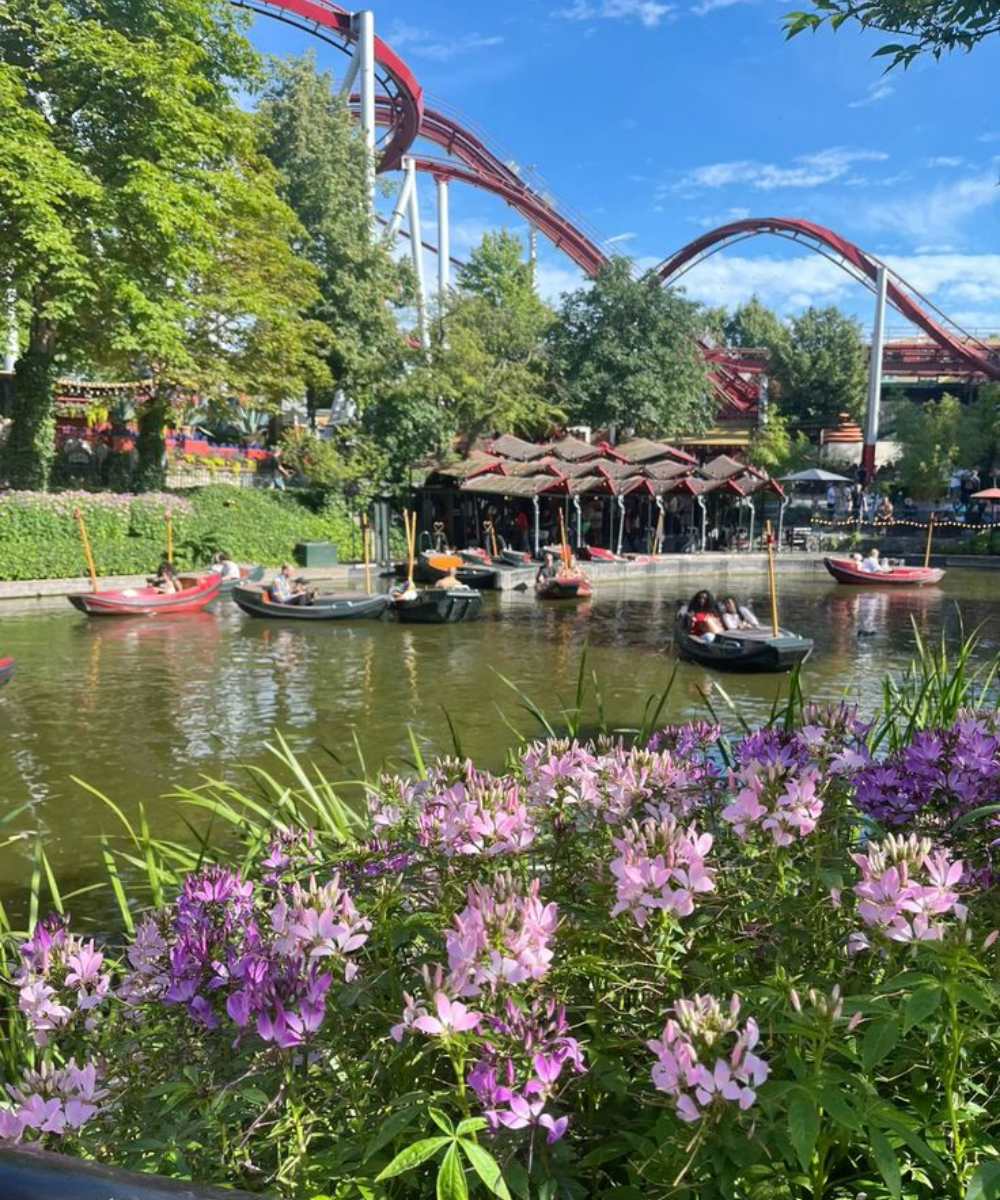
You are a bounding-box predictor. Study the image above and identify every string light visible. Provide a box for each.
[806,518,996,531]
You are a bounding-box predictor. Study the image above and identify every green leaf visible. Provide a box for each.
[869,1127,902,1199]
[903,986,943,1032]
[966,1161,1000,1200]
[375,1136,450,1181]
[460,1139,513,1200]
[363,1104,422,1161]
[456,1117,488,1137]
[817,1085,862,1131]
[437,1144,469,1200]
[862,1017,900,1070]
[429,1108,455,1136]
[788,1090,819,1172]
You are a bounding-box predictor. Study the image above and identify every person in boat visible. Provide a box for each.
[860,547,891,574]
[152,561,181,594]
[210,551,241,581]
[720,595,760,631]
[536,552,558,587]
[557,552,584,580]
[684,590,724,639]
[270,563,315,606]
[435,566,461,590]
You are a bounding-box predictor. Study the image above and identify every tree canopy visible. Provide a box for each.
[724,297,789,355]
[547,258,711,437]
[785,0,1000,68]
[769,306,868,429]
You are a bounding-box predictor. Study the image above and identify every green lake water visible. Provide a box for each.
[1,570,998,905]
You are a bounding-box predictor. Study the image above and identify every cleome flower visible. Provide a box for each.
[722,758,823,848]
[609,815,714,929]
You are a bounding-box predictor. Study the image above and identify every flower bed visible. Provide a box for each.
[1,708,999,1199]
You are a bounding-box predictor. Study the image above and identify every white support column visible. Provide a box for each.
[3,289,16,375]
[338,47,361,98]
[386,163,414,242]
[572,496,583,548]
[528,224,538,290]
[863,264,888,480]
[406,161,429,350]
[354,10,376,212]
[615,494,626,556]
[436,176,450,305]
[696,495,708,552]
[533,496,541,557]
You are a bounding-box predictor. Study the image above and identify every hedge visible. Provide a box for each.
[0,487,361,581]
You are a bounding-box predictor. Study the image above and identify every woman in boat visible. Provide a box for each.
[684,590,724,638]
[861,547,891,574]
[720,595,760,631]
[153,561,181,594]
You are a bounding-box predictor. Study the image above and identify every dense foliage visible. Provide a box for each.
[3,677,1000,1199]
[0,486,356,579]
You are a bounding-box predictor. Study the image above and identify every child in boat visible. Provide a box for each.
[720,595,760,630]
[153,561,180,594]
[685,590,724,638]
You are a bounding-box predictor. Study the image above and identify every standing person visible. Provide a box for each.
[268,445,291,490]
[826,483,837,520]
[949,469,962,503]
[851,483,863,523]
[514,508,530,552]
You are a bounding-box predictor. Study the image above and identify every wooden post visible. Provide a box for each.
[557,508,570,567]
[73,508,100,593]
[765,519,779,637]
[923,512,935,569]
[404,509,416,582]
[362,513,372,595]
[650,506,664,555]
[165,510,173,564]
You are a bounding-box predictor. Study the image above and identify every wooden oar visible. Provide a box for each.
[557,508,570,568]
[403,508,417,582]
[650,506,664,555]
[484,520,499,559]
[362,512,372,595]
[764,519,779,637]
[923,512,935,569]
[165,510,173,564]
[73,508,100,593]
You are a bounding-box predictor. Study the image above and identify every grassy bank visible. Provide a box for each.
[0,487,359,580]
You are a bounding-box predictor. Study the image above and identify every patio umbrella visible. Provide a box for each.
[971,488,1000,500]
[779,468,852,483]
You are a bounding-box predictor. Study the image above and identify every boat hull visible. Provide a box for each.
[233,586,390,621]
[68,574,221,616]
[823,557,945,586]
[674,617,813,673]
[499,549,532,567]
[414,552,497,590]
[0,658,14,689]
[393,587,483,624]
[217,564,265,595]
[536,577,592,600]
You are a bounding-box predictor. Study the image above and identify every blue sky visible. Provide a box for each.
[248,1,1000,335]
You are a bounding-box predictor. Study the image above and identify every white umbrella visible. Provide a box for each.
[780,468,852,484]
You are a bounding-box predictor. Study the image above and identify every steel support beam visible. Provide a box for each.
[386,166,414,242]
[862,264,888,480]
[405,159,429,350]
[696,495,708,552]
[3,290,16,375]
[353,9,376,211]
[528,224,538,290]
[435,176,450,304]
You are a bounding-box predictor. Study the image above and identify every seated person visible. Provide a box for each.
[685,590,724,638]
[152,560,180,594]
[557,552,584,580]
[860,547,890,574]
[536,551,558,586]
[435,566,461,590]
[269,563,314,606]
[210,551,241,581]
[720,595,760,630]
[874,496,894,522]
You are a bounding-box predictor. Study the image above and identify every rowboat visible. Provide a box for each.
[392,586,483,624]
[413,551,497,590]
[536,576,593,600]
[232,585,390,621]
[499,549,533,567]
[68,573,221,616]
[0,658,14,689]
[823,557,945,586]
[673,614,813,673]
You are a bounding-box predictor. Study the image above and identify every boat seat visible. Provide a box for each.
[259,591,270,603]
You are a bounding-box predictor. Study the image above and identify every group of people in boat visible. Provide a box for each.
[151,551,240,594]
[852,548,894,575]
[681,590,761,641]
[535,551,587,588]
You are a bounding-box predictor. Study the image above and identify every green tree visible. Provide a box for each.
[724,297,788,354]
[957,382,1000,477]
[894,393,962,500]
[743,410,809,475]
[0,0,284,488]
[770,306,868,429]
[785,0,1000,68]
[547,257,711,436]
[421,230,558,452]
[258,54,413,416]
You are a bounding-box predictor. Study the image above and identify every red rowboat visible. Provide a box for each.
[0,658,14,688]
[536,576,593,600]
[68,573,222,616]
[823,557,945,587]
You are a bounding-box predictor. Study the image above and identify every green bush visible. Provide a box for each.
[0,487,362,580]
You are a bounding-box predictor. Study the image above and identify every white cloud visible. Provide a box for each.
[862,175,999,243]
[691,207,751,227]
[607,231,638,244]
[691,0,757,15]
[848,82,894,109]
[554,0,675,27]
[675,147,888,192]
[384,21,504,61]
[924,156,965,168]
[535,261,586,304]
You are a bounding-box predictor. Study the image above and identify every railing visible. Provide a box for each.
[0,1146,264,1200]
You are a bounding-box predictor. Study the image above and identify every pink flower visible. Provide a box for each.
[412,992,482,1037]
[609,816,714,929]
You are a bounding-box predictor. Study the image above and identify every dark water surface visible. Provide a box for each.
[1,571,998,898]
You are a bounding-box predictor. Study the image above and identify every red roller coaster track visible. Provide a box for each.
[233,0,1000,389]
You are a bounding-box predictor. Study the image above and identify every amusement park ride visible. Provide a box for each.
[6,0,1000,473]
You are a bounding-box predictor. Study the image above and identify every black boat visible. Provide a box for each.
[673,614,813,673]
[392,586,483,624]
[232,585,391,621]
[0,658,14,689]
[413,551,497,590]
[217,564,264,595]
[499,548,533,568]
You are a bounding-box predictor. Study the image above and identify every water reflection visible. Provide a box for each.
[0,574,997,891]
